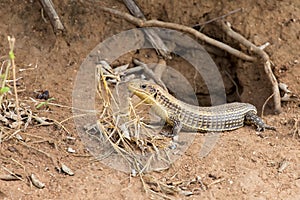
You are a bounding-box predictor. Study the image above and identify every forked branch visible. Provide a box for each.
[218,21,281,113]
[99,7,255,62]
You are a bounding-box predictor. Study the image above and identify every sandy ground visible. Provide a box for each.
[0,0,299,199]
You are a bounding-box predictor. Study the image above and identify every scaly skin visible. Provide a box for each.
[128,80,275,132]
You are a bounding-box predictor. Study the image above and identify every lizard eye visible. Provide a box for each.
[140,84,147,89]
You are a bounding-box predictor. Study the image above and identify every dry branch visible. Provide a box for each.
[122,0,171,59]
[193,8,243,27]
[39,0,64,33]
[218,21,281,113]
[133,59,167,90]
[100,7,256,62]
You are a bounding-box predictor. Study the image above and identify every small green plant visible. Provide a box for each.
[36,97,56,109]
[0,86,10,95]
[0,58,12,105]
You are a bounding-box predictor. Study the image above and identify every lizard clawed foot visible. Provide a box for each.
[245,111,276,132]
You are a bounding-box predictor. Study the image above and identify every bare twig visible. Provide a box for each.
[193,8,243,27]
[122,0,171,59]
[100,7,256,62]
[262,93,275,117]
[291,118,299,139]
[206,177,226,188]
[133,59,167,90]
[154,59,167,80]
[1,166,24,181]
[8,36,21,129]
[39,0,64,33]
[219,21,281,113]
[224,70,241,99]
[19,141,56,165]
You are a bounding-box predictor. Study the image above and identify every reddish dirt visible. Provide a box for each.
[0,0,299,199]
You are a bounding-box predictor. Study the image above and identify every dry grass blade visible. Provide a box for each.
[0,38,48,143]
[18,141,56,165]
[91,63,175,173]
[1,166,24,182]
[8,36,21,130]
[291,117,300,139]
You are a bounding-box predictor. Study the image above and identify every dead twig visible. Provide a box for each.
[224,70,241,99]
[39,0,64,33]
[219,21,281,113]
[154,59,167,80]
[133,59,167,90]
[1,166,24,182]
[19,141,56,165]
[8,36,21,129]
[99,7,256,62]
[206,177,226,188]
[193,8,243,27]
[122,0,171,59]
[291,118,300,139]
[262,93,275,117]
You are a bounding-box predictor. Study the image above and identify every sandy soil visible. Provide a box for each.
[0,0,299,199]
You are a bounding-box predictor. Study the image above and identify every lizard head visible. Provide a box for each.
[127,80,160,104]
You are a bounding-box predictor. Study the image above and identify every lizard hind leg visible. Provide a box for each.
[245,111,276,131]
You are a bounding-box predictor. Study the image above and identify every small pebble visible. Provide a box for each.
[61,164,74,176]
[67,147,76,153]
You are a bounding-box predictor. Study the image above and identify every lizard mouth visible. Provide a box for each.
[127,81,157,104]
